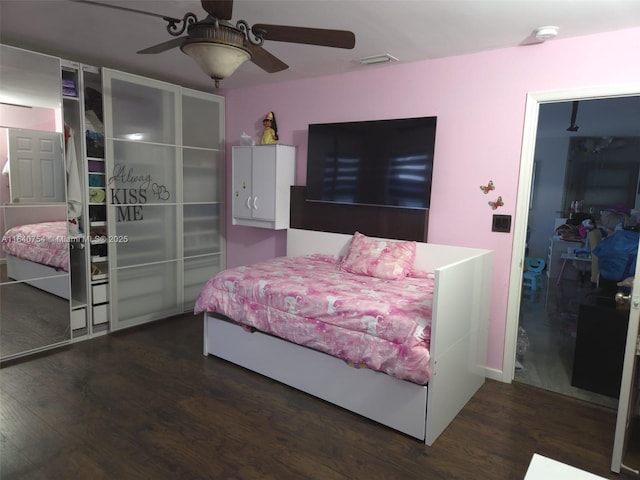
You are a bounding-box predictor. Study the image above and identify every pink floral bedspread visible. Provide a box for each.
[2,221,69,271]
[195,254,434,384]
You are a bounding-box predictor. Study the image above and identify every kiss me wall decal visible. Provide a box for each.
[108,164,171,222]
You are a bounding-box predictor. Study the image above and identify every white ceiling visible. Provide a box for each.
[1,0,639,93]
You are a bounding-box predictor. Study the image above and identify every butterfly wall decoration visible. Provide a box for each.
[489,196,504,210]
[480,180,495,194]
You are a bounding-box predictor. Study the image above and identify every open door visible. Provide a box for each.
[611,244,640,474]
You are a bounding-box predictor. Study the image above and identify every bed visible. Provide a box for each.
[197,228,493,445]
[2,220,70,299]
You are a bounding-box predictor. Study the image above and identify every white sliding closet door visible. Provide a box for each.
[102,70,225,330]
[181,89,225,310]
[103,71,181,330]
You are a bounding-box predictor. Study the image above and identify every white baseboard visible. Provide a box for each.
[485,367,507,383]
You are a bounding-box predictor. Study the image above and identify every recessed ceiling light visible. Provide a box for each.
[534,26,559,41]
[359,54,398,65]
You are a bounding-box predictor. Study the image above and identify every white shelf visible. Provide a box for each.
[71,299,87,309]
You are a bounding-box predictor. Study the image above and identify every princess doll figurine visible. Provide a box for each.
[260,111,279,144]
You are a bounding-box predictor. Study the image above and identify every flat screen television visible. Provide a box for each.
[305,116,437,210]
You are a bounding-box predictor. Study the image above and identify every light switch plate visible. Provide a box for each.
[492,214,512,233]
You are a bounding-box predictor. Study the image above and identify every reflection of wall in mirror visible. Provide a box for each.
[0,103,58,260]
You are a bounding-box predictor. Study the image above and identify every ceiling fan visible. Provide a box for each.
[74,0,356,88]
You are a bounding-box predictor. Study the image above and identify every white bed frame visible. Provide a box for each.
[6,254,70,299]
[203,228,493,445]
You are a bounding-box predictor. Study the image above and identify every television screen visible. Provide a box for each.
[305,116,437,209]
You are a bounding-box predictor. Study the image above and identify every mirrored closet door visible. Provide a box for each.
[0,45,71,361]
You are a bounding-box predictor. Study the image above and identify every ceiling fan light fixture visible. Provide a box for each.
[359,53,398,65]
[181,41,251,87]
[534,26,559,42]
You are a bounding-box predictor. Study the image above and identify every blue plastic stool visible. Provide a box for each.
[523,257,545,290]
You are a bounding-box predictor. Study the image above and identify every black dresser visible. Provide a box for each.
[571,295,630,398]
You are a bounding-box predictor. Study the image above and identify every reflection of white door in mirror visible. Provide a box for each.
[0,45,71,363]
[6,128,64,203]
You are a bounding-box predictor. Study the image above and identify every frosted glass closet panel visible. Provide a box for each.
[183,204,221,257]
[107,140,178,267]
[108,141,178,199]
[114,262,180,322]
[108,78,176,144]
[181,88,225,312]
[183,255,223,310]
[183,148,223,203]
[182,93,223,149]
[112,205,178,267]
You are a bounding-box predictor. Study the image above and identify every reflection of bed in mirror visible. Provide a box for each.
[2,221,70,299]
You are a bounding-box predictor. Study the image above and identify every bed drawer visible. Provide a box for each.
[92,304,109,325]
[92,283,109,304]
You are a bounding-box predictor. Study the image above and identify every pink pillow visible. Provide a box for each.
[341,232,416,280]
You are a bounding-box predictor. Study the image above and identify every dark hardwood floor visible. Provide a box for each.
[0,312,632,479]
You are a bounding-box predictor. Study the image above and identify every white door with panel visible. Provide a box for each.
[7,128,65,203]
[232,144,295,230]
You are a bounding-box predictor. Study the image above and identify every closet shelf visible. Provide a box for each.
[71,299,87,309]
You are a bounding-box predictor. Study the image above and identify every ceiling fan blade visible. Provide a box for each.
[201,0,233,20]
[245,44,289,73]
[137,37,186,54]
[251,24,355,49]
[71,0,182,22]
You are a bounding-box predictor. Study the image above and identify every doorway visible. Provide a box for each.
[503,85,640,407]
[514,97,640,408]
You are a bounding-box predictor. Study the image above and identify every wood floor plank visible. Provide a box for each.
[0,313,633,479]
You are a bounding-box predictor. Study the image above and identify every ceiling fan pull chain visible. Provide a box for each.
[166,12,199,37]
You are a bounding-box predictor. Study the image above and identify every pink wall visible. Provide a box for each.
[223,28,640,375]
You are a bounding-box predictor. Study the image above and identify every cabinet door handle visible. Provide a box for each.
[253,196,258,210]
[246,196,252,209]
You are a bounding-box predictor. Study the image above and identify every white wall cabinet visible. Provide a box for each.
[232,145,295,230]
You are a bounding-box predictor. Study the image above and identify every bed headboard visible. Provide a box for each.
[287,228,491,272]
[290,186,428,242]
